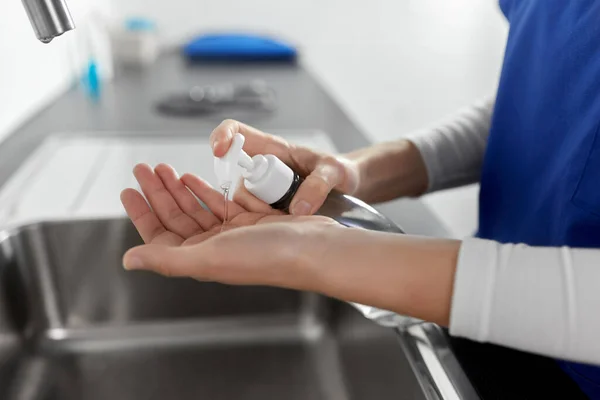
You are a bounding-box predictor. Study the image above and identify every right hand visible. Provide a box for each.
[210,119,360,216]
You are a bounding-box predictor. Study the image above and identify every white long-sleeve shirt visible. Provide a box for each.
[408,100,600,366]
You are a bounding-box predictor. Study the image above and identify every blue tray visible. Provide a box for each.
[183,33,297,62]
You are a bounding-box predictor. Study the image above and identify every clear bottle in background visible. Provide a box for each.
[65,8,115,101]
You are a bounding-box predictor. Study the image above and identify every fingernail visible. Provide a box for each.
[124,257,144,270]
[292,200,312,216]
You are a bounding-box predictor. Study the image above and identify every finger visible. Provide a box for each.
[233,183,281,214]
[210,119,290,159]
[286,144,323,177]
[289,159,346,216]
[154,164,220,231]
[133,164,203,239]
[287,146,361,195]
[123,244,206,278]
[120,189,184,245]
[180,173,245,220]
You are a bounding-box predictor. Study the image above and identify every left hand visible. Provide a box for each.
[120,163,338,288]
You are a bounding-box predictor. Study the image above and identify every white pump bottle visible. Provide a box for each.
[214,133,300,209]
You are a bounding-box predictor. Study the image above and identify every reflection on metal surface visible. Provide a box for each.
[318,193,431,331]
[320,192,479,400]
[0,218,424,399]
[398,323,480,400]
[318,192,405,234]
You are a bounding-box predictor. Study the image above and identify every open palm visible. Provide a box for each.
[120,163,337,284]
[121,163,308,247]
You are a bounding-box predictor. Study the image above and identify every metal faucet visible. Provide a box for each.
[21,0,75,43]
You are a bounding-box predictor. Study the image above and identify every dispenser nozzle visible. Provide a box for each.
[214,134,244,189]
[214,133,259,191]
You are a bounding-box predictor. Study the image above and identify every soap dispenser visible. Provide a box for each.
[214,133,404,234]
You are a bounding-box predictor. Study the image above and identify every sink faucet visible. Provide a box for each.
[21,0,75,43]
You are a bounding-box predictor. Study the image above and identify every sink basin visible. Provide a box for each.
[0,219,426,400]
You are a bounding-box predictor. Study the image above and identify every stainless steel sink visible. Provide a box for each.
[0,219,428,400]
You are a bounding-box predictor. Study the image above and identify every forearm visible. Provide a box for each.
[407,97,495,192]
[345,139,429,203]
[345,97,495,203]
[303,225,600,365]
[307,225,460,326]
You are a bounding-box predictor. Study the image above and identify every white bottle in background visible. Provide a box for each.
[111,18,159,68]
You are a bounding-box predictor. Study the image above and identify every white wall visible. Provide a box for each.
[0,0,113,144]
[111,0,508,237]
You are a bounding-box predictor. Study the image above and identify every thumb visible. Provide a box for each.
[289,159,347,216]
[123,244,204,278]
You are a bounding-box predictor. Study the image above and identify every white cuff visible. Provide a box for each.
[449,237,600,365]
[449,237,499,341]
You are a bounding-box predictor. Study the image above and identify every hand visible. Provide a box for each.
[210,119,360,216]
[120,163,458,326]
[120,163,337,287]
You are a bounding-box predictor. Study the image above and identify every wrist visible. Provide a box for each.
[279,217,344,292]
[347,139,429,202]
[301,225,381,299]
[303,227,461,326]
[399,139,429,196]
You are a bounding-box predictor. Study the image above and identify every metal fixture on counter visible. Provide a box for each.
[398,323,480,400]
[21,0,75,43]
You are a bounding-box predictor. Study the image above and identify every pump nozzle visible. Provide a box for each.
[214,133,244,190]
[214,133,258,198]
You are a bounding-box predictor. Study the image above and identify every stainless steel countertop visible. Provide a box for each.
[0,53,449,238]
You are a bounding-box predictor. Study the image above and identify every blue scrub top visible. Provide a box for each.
[480,1,600,397]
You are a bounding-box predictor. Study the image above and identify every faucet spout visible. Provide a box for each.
[22,0,75,43]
